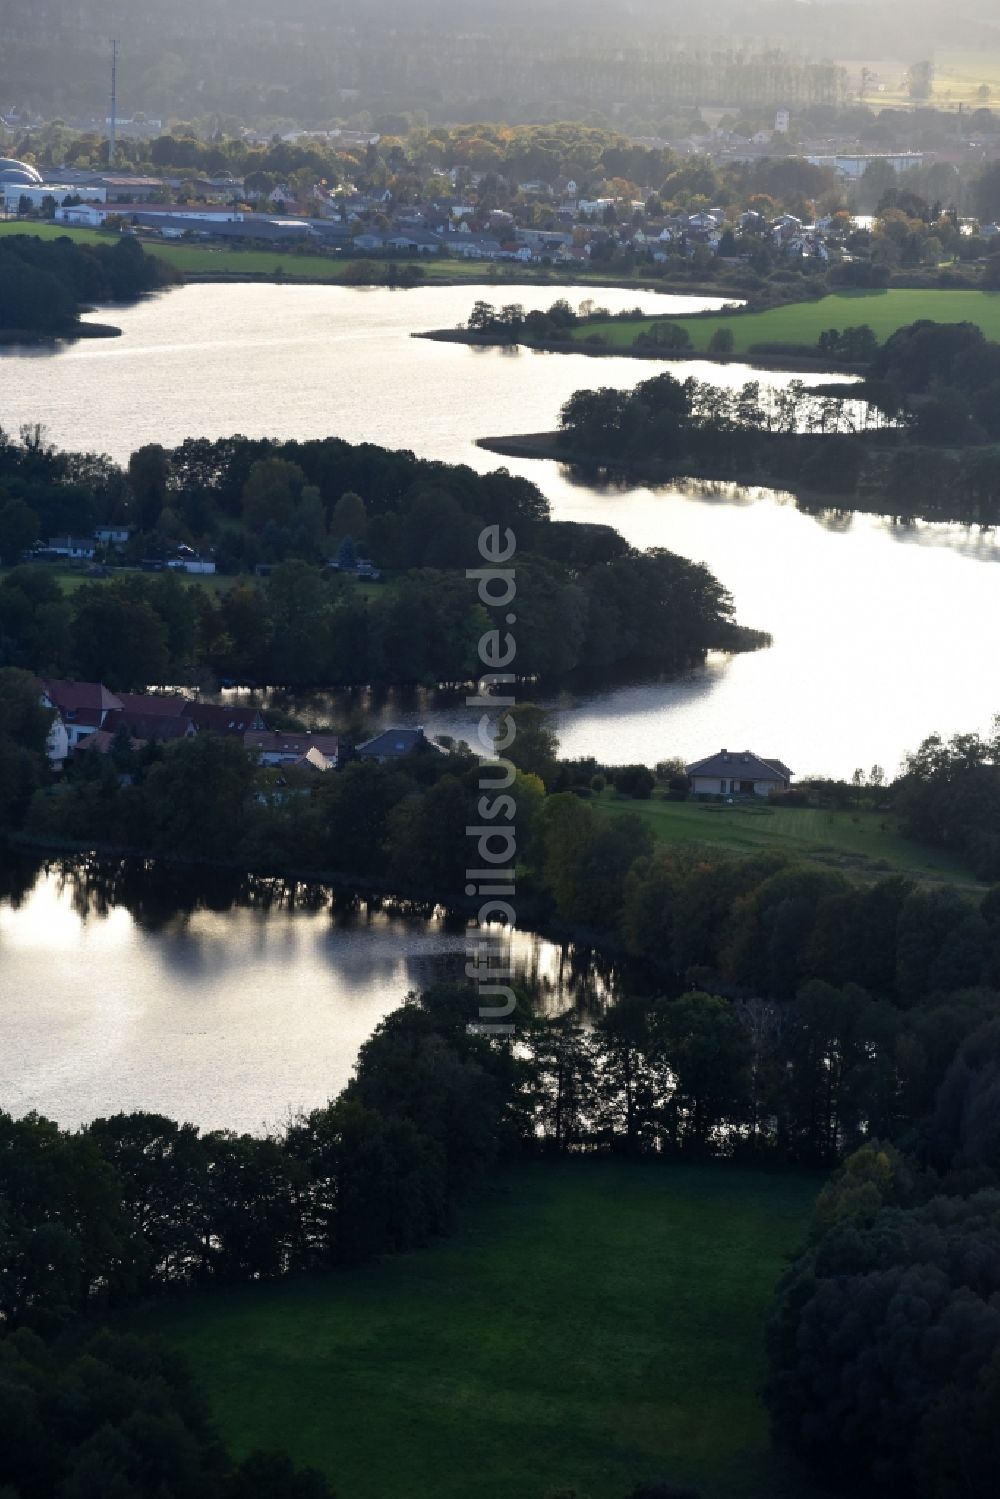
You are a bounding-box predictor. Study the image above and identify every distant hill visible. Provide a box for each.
[1,0,998,126]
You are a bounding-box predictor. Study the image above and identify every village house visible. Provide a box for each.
[44,537,96,559]
[38,678,122,750]
[355,727,443,764]
[184,702,266,735]
[244,730,339,770]
[35,681,269,759]
[686,749,793,798]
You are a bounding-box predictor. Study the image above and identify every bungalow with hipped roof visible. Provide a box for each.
[686,748,793,798]
[355,727,443,764]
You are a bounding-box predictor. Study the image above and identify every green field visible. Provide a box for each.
[847,51,1000,111]
[0,220,645,286]
[0,564,242,596]
[594,789,974,882]
[0,565,386,602]
[133,1160,821,1499]
[573,288,1000,355]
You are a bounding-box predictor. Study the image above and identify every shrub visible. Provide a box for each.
[707,327,734,358]
[590,774,606,792]
[634,321,693,352]
[768,787,809,807]
[612,764,656,799]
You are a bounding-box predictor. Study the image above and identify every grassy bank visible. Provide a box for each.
[571,288,1000,354]
[0,565,385,602]
[594,790,975,883]
[131,1159,820,1499]
[0,221,680,290]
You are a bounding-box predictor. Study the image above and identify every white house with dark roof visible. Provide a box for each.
[686,749,793,798]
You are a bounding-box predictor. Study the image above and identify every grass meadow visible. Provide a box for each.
[0,220,645,286]
[593,789,975,882]
[847,51,1000,110]
[572,288,1000,355]
[131,1160,821,1499]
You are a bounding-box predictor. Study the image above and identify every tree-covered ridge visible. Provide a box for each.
[0,234,176,335]
[0,429,759,687]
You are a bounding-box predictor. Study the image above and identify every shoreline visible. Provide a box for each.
[0,319,121,347]
[475,430,1000,526]
[168,266,745,297]
[5,834,640,966]
[418,324,858,372]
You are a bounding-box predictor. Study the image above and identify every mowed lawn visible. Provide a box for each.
[572,288,1000,354]
[0,564,242,597]
[0,565,386,602]
[593,790,975,882]
[132,1161,821,1499]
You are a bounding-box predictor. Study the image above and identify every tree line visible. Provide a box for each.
[766,1083,1000,1499]
[0,427,758,688]
[554,324,1000,521]
[0,234,176,336]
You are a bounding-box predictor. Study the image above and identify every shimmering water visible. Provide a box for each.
[2,280,995,777]
[0,862,606,1131]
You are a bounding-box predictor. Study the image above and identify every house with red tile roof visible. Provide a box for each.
[244,729,339,769]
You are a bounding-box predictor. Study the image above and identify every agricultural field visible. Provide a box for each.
[593,789,975,882]
[844,51,1000,110]
[572,288,1000,355]
[132,1160,822,1499]
[0,220,646,286]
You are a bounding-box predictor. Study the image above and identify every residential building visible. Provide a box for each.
[38,679,122,749]
[355,727,442,763]
[686,749,793,798]
[101,709,196,744]
[244,730,339,769]
[45,537,96,559]
[184,703,266,735]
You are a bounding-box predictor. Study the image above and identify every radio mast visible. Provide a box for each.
[109,39,119,168]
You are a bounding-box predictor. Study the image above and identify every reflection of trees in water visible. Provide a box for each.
[0,855,40,911]
[9,856,643,1013]
[49,856,249,932]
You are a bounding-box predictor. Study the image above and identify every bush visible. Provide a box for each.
[768,787,810,807]
[633,321,693,352]
[826,260,891,289]
[797,436,867,494]
[707,327,734,358]
[590,774,606,792]
[612,764,656,799]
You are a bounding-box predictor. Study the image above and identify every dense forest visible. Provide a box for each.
[767,1128,1000,1498]
[0,429,761,686]
[0,234,176,336]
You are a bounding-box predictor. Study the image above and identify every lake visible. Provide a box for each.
[2,280,998,776]
[0,860,609,1132]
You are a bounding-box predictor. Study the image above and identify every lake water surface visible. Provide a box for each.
[0,862,604,1132]
[3,280,997,776]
